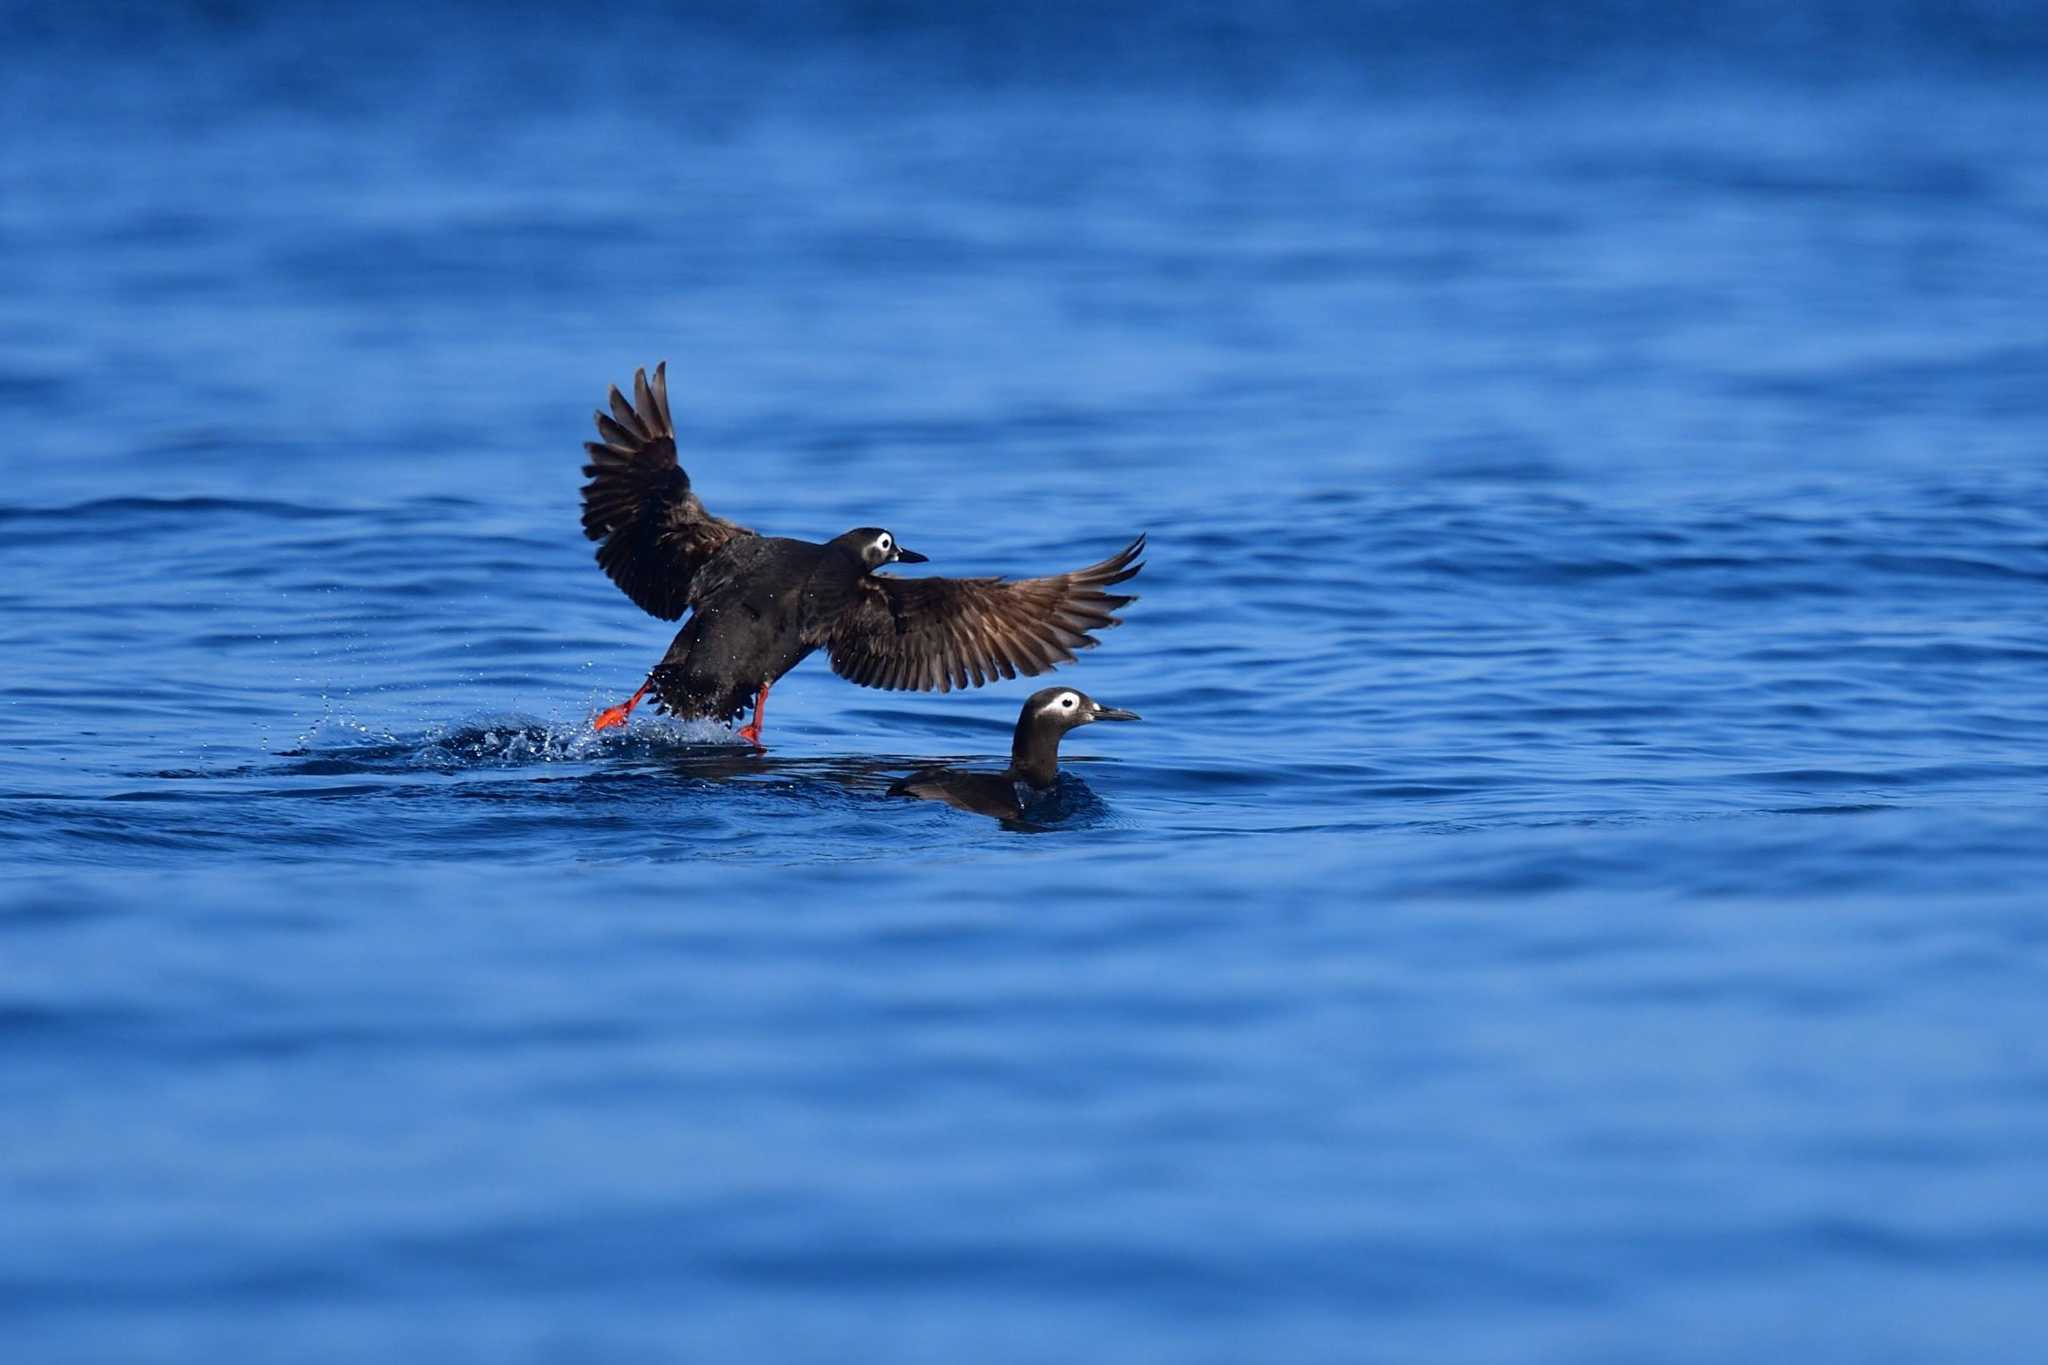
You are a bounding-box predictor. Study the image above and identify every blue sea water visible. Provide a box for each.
[4,3,2048,1360]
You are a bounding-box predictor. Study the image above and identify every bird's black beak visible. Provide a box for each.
[894,546,929,564]
[1090,704,1141,722]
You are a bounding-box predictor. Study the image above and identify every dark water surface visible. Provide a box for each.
[4,5,2048,1360]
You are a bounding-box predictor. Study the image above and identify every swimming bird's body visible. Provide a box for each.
[888,686,1140,820]
[581,364,1144,742]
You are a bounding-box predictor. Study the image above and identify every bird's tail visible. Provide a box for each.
[645,617,754,722]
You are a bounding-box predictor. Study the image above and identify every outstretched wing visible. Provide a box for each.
[579,361,753,621]
[820,535,1145,692]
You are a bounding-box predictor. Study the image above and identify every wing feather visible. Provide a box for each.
[578,361,754,621]
[820,536,1145,693]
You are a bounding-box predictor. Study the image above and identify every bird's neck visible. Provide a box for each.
[823,542,870,576]
[1008,713,1062,790]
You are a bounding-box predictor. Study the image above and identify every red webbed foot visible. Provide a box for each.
[735,683,771,747]
[592,679,652,733]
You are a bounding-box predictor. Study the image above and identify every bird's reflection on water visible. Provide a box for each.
[649,745,1106,832]
[272,724,1107,831]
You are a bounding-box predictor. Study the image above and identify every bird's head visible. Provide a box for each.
[840,527,928,571]
[1024,686,1141,733]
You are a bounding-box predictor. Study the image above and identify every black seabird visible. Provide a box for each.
[887,685,1140,819]
[582,363,1145,743]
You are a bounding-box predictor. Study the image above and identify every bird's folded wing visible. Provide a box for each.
[819,535,1144,692]
[579,361,754,621]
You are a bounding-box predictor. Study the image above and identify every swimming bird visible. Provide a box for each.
[581,363,1145,743]
[887,686,1140,819]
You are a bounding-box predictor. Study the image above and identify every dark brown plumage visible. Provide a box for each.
[887,686,1141,820]
[822,542,1147,694]
[579,363,751,621]
[580,362,1145,742]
